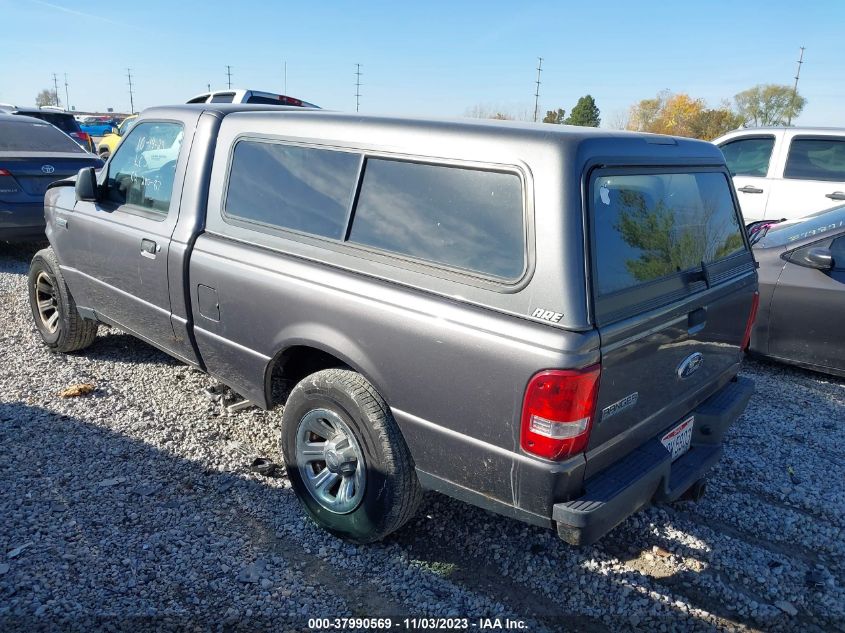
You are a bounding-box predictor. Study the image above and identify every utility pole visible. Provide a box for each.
[226,65,232,89]
[63,73,70,110]
[787,46,805,126]
[52,73,60,107]
[355,64,362,112]
[533,57,543,123]
[207,83,211,92]
[127,68,135,114]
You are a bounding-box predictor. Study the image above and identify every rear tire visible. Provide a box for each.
[28,247,98,353]
[280,368,422,543]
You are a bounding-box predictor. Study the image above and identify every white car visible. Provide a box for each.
[713,128,845,223]
[186,88,318,108]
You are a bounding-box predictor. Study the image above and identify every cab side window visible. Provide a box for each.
[718,137,775,177]
[784,138,845,182]
[106,121,184,215]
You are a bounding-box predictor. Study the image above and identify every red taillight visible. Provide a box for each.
[74,131,91,141]
[741,291,760,351]
[0,168,11,176]
[520,365,601,461]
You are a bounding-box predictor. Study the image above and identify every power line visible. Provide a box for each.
[127,68,135,114]
[355,64,362,113]
[533,57,543,123]
[226,65,232,89]
[63,73,70,111]
[787,46,805,126]
[52,73,60,107]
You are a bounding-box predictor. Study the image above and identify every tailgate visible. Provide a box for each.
[585,168,757,477]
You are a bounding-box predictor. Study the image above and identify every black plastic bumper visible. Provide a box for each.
[553,376,754,546]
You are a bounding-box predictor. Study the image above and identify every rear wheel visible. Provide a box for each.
[280,369,421,543]
[28,248,98,352]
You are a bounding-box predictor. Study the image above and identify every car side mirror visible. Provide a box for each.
[802,247,834,271]
[75,167,99,202]
[111,126,119,135]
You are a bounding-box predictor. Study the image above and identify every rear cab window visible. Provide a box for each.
[590,169,751,323]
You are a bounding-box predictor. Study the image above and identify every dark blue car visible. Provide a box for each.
[0,114,103,241]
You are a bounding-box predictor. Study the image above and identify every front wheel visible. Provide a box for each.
[280,368,422,543]
[28,248,98,353]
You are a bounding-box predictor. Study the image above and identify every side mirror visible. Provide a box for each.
[111,126,119,135]
[75,167,98,202]
[802,247,834,271]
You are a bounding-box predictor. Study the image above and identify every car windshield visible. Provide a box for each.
[119,118,136,135]
[0,119,85,152]
[757,205,845,248]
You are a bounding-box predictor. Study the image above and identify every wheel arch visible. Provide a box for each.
[262,335,388,410]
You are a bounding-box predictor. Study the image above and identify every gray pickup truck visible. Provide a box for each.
[29,104,757,545]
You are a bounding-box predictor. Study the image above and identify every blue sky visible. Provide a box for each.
[1,0,843,126]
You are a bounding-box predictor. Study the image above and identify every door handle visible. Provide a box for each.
[825,191,845,201]
[737,185,764,194]
[140,238,159,258]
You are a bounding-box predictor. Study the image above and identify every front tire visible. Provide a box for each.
[28,248,98,353]
[280,369,422,543]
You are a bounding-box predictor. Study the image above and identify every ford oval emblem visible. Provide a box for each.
[41,164,55,174]
[677,352,704,379]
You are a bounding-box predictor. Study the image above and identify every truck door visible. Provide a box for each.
[717,134,776,223]
[765,135,845,221]
[59,117,196,362]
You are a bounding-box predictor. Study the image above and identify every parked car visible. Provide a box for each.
[4,106,95,152]
[79,117,119,137]
[29,105,756,545]
[96,115,138,159]
[186,88,319,108]
[714,127,845,223]
[747,206,845,376]
[0,114,103,241]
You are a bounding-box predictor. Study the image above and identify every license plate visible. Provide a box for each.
[661,416,694,461]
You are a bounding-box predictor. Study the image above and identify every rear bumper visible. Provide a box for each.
[553,375,754,545]
[0,202,46,241]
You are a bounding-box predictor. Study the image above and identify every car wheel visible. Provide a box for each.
[280,368,422,543]
[28,247,98,353]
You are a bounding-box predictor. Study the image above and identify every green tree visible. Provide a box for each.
[688,107,745,140]
[734,84,806,127]
[35,88,58,107]
[543,108,565,124]
[565,95,601,127]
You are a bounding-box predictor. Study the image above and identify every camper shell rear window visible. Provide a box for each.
[589,168,752,324]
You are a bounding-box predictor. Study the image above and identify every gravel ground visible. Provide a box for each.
[1,242,843,632]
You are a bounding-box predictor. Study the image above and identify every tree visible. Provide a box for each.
[688,107,745,140]
[626,91,741,139]
[734,84,806,127]
[543,108,565,124]
[565,95,601,127]
[35,88,58,107]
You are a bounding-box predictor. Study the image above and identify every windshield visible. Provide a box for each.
[0,119,85,152]
[757,205,845,248]
[118,117,137,136]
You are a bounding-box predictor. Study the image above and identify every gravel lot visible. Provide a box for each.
[1,242,843,632]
